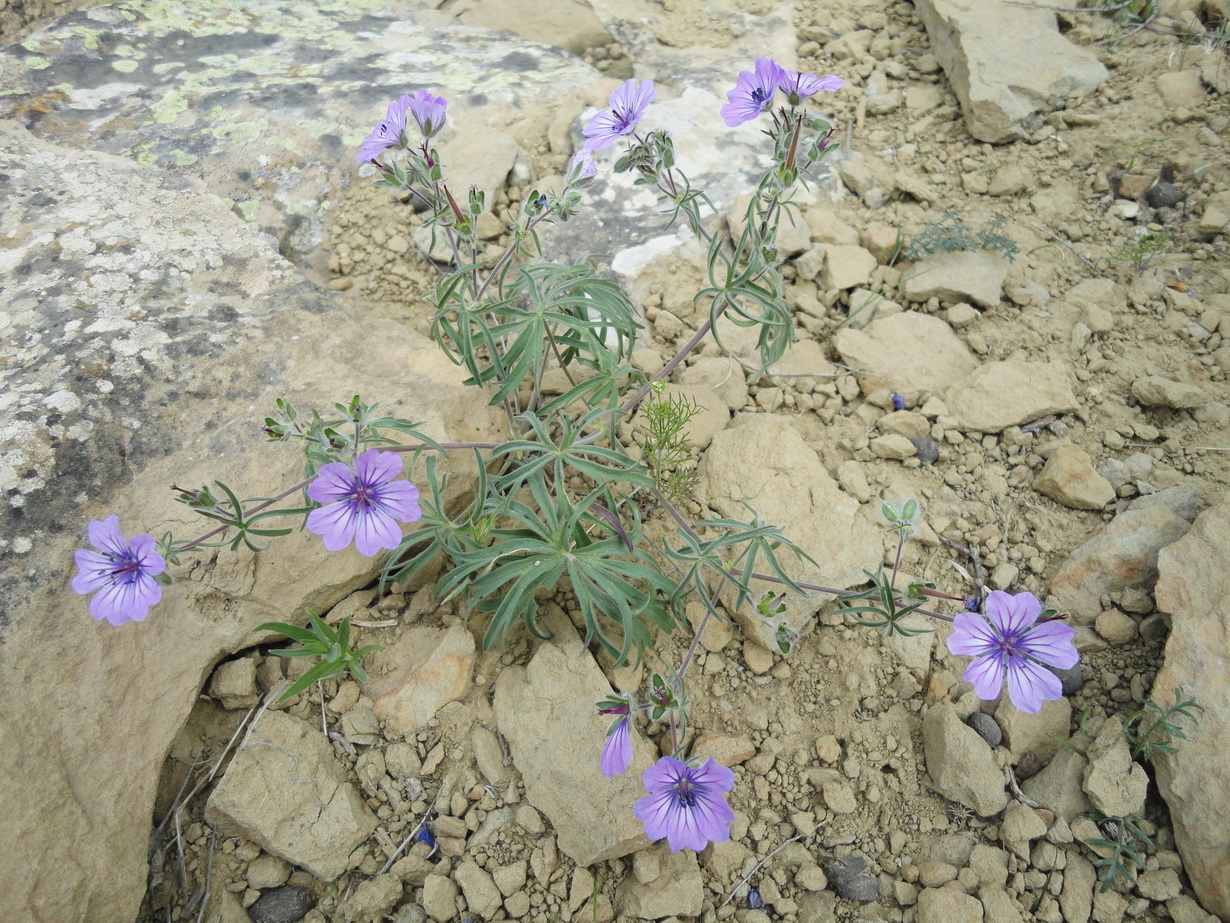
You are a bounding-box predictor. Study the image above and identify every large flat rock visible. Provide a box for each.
[1152,503,1230,920]
[0,0,599,265]
[0,120,502,922]
[915,0,1107,143]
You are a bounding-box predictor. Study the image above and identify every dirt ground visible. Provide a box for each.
[8,0,1228,920]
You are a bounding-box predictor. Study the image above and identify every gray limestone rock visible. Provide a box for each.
[1049,506,1193,623]
[834,311,980,397]
[1132,376,1209,410]
[206,712,378,880]
[1022,747,1092,823]
[0,108,499,923]
[0,1,600,266]
[915,0,1107,142]
[1034,445,1116,511]
[1082,717,1148,818]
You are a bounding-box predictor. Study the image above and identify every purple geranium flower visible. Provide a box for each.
[720,57,786,127]
[601,713,632,778]
[777,68,845,105]
[633,756,736,852]
[306,449,422,556]
[946,590,1079,714]
[72,514,166,626]
[356,93,413,163]
[582,78,655,151]
[406,88,447,139]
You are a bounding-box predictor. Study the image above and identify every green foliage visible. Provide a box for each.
[833,568,933,638]
[168,480,313,554]
[263,395,432,475]
[1107,230,1172,273]
[1081,813,1154,891]
[437,475,679,664]
[903,210,1018,263]
[1124,689,1204,762]
[255,611,381,702]
[637,383,704,500]
[663,511,811,625]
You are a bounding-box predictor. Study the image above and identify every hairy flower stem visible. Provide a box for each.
[176,441,497,552]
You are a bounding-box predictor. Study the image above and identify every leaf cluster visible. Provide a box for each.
[1081,813,1154,891]
[1124,689,1204,762]
[904,210,1018,263]
[638,385,704,500]
[255,611,380,702]
[833,568,934,638]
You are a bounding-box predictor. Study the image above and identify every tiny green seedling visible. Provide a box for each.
[255,610,380,701]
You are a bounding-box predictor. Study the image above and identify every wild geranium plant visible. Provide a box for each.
[72,57,1081,856]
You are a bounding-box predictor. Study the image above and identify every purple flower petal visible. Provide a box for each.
[1020,620,1079,670]
[354,447,403,487]
[73,515,167,625]
[87,514,128,558]
[633,757,735,852]
[779,69,845,101]
[307,501,359,552]
[582,79,655,151]
[308,461,359,503]
[986,589,1041,637]
[962,653,1006,702]
[601,716,632,778]
[306,450,422,556]
[720,58,785,127]
[356,93,413,163]
[406,88,447,138]
[1005,654,1063,713]
[946,612,999,657]
[352,504,404,557]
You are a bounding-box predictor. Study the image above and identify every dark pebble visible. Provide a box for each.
[910,436,940,464]
[1047,662,1085,697]
[967,711,1003,749]
[827,853,880,902]
[249,885,314,923]
[1016,750,1044,781]
[1144,182,1182,209]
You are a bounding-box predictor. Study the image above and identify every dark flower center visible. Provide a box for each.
[353,485,375,506]
[675,778,697,808]
[108,551,144,582]
[751,87,771,106]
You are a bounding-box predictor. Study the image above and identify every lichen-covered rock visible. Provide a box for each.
[0,0,600,265]
[0,121,501,922]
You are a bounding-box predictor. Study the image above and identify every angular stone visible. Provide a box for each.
[1034,445,1115,510]
[1152,503,1230,920]
[821,244,879,291]
[698,415,881,649]
[915,0,1107,142]
[1082,717,1148,818]
[947,361,1080,433]
[206,712,378,880]
[367,625,476,735]
[454,859,501,919]
[922,703,1007,816]
[615,845,703,919]
[1132,376,1209,410]
[1050,506,1193,622]
[902,250,1009,308]
[915,886,982,923]
[458,0,612,54]
[996,696,1070,764]
[1022,746,1091,823]
[493,613,652,865]
[834,312,979,396]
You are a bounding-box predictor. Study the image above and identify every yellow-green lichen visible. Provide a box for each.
[112,60,140,74]
[150,90,188,124]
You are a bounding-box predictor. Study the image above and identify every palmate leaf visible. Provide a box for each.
[440,479,680,664]
[493,409,655,493]
[664,511,811,622]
